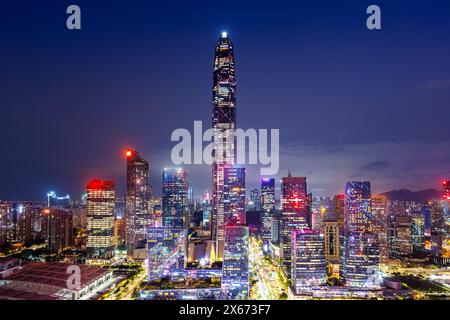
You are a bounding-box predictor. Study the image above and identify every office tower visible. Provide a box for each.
[280,174,309,277]
[86,180,115,261]
[411,209,425,249]
[323,216,340,264]
[42,208,73,253]
[333,194,345,229]
[223,166,246,225]
[291,229,327,295]
[271,212,281,244]
[249,188,260,211]
[371,195,389,263]
[162,168,189,229]
[341,182,380,288]
[344,182,372,233]
[125,148,152,259]
[312,197,332,230]
[429,199,449,266]
[221,225,249,300]
[261,178,275,243]
[392,216,413,256]
[443,180,450,200]
[211,32,237,261]
[340,232,380,288]
[387,200,406,252]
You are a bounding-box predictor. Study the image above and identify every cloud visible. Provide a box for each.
[360,161,390,171]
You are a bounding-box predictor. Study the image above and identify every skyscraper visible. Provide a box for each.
[333,194,345,229]
[344,182,372,233]
[222,225,249,299]
[211,32,236,261]
[291,229,327,295]
[43,208,73,253]
[371,195,389,263]
[340,232,380,288]
[280,174,309,277]
[443,180,450,200]
[261,178,275,243]
[86,180,115,262]
[162,168,189,229]
[249,188,260,211]
[323,216,340,264]
[125,148,152,260]
[341,182,380,288]
[223,166,246,225]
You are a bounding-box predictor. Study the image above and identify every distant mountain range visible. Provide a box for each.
[379,189,443,204]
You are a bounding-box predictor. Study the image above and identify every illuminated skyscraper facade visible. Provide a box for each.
[443,180,450,200]
[340,232,380,288]
[280,175,309,277]
[341,182,380,288]
[333,194,345,229]
[86,180,115,261]
[211,32,236,261]
[371,195,389,263]
[223,166,246,225]
[162,168,189,229]
[43,208,73,253]
[323,216,340,264]
[222,225,249,300]
[344,182,372,233]
[126,148,152,259]
[261,178,275,243]
[291,229,327,295]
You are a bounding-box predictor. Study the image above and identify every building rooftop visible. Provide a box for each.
[5,262,109,289]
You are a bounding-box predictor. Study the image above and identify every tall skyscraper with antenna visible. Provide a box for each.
[211,32,237,261]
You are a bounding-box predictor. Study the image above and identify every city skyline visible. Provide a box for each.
[1,5,450,301]
[2,1,450,200]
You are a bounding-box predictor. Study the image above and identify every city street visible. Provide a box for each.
[249,237,287,300]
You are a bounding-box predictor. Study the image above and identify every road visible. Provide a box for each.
[249,237,287,300]
[103,266,147,300]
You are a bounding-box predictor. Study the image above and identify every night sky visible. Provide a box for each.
[1,0,450,201]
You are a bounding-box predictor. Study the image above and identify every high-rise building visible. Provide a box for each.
[0,202,12,246]
[42,208,73,253]
[344,182,372,233]
[162,168,189,229]
[323,216,340,264]
[211,32,236,261]
[223,166,246,225]
[333,194,345,229]
[443,180,450,200]
[429,199,449,266]
[86,180,115,261]
[392,215,413,256]
[125,148,152,259]
[261,178,275,243]
[341,182,380,288]
[291,229,327,295]
[340,232,380,288]
[371,195,389,263]
[280,174,309,277]
[221,225,249,300]
[249,188,260,211]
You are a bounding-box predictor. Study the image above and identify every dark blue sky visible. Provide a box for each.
[1,0,450,200]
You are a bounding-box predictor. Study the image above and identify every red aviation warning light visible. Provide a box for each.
[125,149,133,158]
